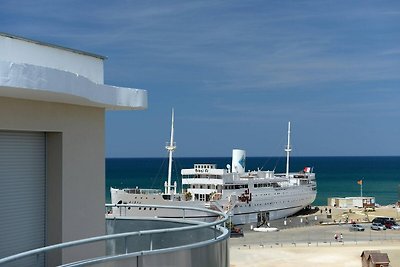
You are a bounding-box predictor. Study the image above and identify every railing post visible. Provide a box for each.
[183,208,185,220]
[36,253,40,267]
[150,234,153,251]
[124,236,128,254]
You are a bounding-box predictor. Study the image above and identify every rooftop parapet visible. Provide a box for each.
[0,33,104,83]
[0,33,147,110]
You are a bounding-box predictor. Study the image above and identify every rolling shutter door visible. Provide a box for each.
[0,131,46,266]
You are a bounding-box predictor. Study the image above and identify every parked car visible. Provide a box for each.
[349,224,365,231]
[372,217,395,225]
[390,224,400,230]
[229,226,244,237]
[371,223,386,231]
[384,221,400,230]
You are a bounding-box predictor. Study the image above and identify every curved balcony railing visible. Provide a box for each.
[0,204,229,267]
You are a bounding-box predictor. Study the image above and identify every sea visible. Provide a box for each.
[106,156,400,206]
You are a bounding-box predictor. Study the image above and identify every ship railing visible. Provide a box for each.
[124,188,162,194]
[0,204,229,267]
[106,203,221,220]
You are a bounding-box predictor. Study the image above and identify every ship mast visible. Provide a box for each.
[165,108,176,195]
[285,121,291,178]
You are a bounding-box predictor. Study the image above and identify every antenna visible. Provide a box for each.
[285,121,291,178]
[165,108,176,195]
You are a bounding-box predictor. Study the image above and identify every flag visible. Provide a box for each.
[303,167,311,173]
[357,179,363,185]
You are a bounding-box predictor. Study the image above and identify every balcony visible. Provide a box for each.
[0,204,229,267]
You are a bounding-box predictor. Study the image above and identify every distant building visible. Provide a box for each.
[360,250,390,267]
[328,197,375,209]
[0,33,147,266]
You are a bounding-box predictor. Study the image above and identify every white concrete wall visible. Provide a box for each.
[0,34,104,83]
[0,97,105,265]
[0,61,147,110]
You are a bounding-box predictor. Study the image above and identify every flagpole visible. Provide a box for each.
[360,179,363,198]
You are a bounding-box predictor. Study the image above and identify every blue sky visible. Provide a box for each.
[1,1,400,157]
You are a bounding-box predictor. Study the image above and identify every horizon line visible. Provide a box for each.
[105,155,400,159]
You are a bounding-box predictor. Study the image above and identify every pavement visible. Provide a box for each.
[229,205,400,267]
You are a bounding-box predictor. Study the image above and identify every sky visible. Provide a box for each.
[1,1,400,157]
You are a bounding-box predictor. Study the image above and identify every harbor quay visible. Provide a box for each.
[230,205,400,267]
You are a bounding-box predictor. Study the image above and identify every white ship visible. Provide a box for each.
[110,110,317,225]
[110,109,218,221]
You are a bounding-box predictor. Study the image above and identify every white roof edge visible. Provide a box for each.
[0,60,147,110]
[0,32,106,60]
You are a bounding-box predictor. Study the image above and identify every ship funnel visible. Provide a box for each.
[232,149,246,173]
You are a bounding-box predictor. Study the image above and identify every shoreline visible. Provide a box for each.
[313,205,400,223]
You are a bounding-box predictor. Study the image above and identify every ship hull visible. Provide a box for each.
[110,188,219,222]
[110,184,317,225]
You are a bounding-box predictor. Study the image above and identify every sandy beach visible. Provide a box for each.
[321,205,400,224]
[230,241,400,267]
[230,205,400,267]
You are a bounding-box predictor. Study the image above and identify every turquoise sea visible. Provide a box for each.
[106,156,400,206]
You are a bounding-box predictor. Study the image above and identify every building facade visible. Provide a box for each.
[0,33,147,266]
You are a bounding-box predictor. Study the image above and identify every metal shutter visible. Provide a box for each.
[0,131,46,266]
